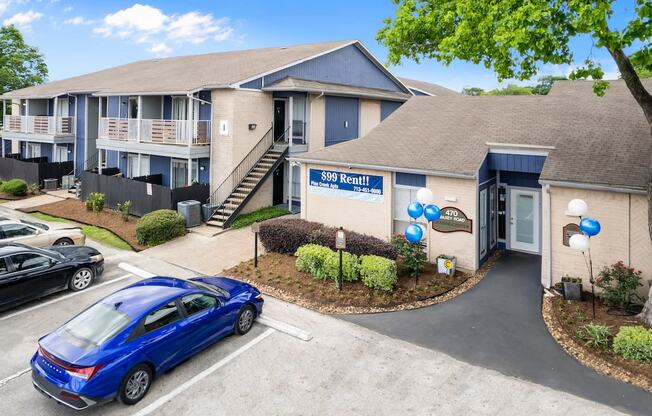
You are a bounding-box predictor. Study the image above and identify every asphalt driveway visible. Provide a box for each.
[342,251,652,416]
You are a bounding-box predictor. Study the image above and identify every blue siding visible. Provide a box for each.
[68,97,76,117]
[118,152,128,174]
[395,172,426,187]
[75,95,86,174]
[163,96,172,119]
[41,143,53,162]
[478,155,497,183]
[478,178,496,264]
[106,150,120,168]
[263,45,405,92]
[198,157,210,184]
[240,78,262,89]
[488,153,545,174]
[500,171,541,188]
[3,139,11,155]
[107,96,120,118]
[150,155,170,187]
[380,100,402,121]
[198,91,211,121]
[47,99,54,116]
[325,96,359,147]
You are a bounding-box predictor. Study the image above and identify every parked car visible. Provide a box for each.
[0,218,85,247]
[31,276,263,410]
[0,243,104,313]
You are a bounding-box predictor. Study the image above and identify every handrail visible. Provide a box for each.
[206,124,288,221]
[67,150,98,179]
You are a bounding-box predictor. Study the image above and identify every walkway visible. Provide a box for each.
[342,251,652,416]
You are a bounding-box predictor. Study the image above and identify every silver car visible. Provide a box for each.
[0,218,85,247]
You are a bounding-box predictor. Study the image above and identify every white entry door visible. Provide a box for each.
[479,188,488,258]
[509,189,540,253]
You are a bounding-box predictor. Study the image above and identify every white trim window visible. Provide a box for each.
[26,143,41,159]
[393,172,427,235]
[171,97,187,120]
[170,159,198,188]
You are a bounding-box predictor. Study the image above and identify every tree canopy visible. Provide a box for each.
[378,0,651,124]
[0,25,48,95]
[462,76,568,96]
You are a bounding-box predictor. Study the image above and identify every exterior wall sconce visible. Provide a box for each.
[248,123,257,131]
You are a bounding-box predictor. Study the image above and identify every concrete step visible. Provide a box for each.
[206,220,225,228]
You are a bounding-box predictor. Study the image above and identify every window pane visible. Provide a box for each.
[144,302,181,332]
[61,303,131,347]
[516,194,535,244]
[0,257,8,275]
[10,253,50,271]
[181,293,217,316]
[2,224,37,238]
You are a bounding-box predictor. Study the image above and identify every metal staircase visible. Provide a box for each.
[205,125,288,228]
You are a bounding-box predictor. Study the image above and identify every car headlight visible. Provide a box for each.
[90,254,103,263]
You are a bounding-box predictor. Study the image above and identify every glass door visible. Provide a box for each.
[171,159,188,189]
[56,145,68,162]
[509,189,540,253]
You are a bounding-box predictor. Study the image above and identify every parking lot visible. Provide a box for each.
[0,211,631,415]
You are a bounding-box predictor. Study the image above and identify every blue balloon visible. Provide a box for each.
[407,202,424,219]
[579,217,601,237]
[424,204,441,222]
[405,224,424,243]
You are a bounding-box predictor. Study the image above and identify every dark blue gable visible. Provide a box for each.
[381,100,402,121]
[260,45,406,93]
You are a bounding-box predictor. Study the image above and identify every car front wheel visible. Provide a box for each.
[68,267,93,292]
[118,364,152,405]
[54,238,74,246]
[235,305,256,335]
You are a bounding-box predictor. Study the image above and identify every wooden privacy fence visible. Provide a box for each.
[80,171,210,217]
[0,157,74,187]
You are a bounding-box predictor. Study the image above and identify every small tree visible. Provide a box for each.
[0,25,48,94]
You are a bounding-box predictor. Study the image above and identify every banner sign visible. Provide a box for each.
[432,206,472,233]
[309,168,384,202]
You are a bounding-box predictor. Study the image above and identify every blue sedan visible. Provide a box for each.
[30,276,263,410]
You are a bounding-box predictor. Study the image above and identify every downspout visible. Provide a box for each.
[546,184,552,288]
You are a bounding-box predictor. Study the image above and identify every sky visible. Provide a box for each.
[0,0,644,92]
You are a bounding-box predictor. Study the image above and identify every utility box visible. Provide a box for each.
[43,178,58,191]
[61,175,75,190]
[177,200,201,228]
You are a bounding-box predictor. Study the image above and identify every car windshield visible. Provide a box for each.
[189,280,228,297]
[20,219,49,230]
[60,303,132,347]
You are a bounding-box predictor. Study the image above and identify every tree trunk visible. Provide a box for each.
[607,48,652,325]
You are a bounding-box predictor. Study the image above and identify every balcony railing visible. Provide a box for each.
[3,115,75,135]
[99,118,210,146]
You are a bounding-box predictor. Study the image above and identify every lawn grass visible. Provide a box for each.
[230,206,291,229]
[29,212,132,251]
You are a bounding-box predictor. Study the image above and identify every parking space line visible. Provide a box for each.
[131,328,276,416]
[118,262,156,279]
[0,273,133,321]
[0,367,31,388]
[257,316,312,341]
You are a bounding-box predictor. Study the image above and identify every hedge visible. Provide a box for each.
[259,218,397,259]
[136,209,186,246]
[259,218,323,254]
[295,244,359,282]
[359,255,397,292]
[1,178,27,196]
[613,326,652,362]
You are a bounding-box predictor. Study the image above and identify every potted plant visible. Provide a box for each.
[561,276,582,301]
[436,254,456,276]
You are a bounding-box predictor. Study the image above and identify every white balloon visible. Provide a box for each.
[567,199,588,217]
[416,188,434,205]
[569,233,590,252]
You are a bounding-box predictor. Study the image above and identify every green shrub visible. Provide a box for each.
[613,326,652,362]
[136,209,186,246]
[85,192,105,213]
[359,255,397,292]
[1,178,27,196]
[295,244,333,278]
[231,206,290,229]
[577,323,613,349]
[323,250,359,282]
[596,261,643,309]
[27,183,40,195]
[392,234,427,278]
[116,200,131,222]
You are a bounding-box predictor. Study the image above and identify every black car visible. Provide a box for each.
[0,243,104,313]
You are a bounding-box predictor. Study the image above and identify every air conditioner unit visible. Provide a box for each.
[177,200,201,228]
[43,178,58,191]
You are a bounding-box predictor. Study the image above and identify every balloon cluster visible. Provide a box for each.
[567,199,601,252]
[404,188,442,243]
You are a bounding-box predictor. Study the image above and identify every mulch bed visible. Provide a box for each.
[222,250,501,314]
[19,198,147,251]
[0,191,39,201]
[543,293,652,394]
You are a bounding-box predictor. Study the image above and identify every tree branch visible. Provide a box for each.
[608,47,652,127]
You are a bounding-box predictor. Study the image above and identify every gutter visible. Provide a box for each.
[538,179,646,195]
[288,156,476,179]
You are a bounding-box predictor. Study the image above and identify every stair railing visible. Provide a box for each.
[66,150,99,181]
[206,124,289,222]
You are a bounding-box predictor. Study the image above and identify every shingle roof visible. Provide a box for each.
[263,77,411,101]
[1,40,356,98]
[398,77,459,97]
[295,80,651,190]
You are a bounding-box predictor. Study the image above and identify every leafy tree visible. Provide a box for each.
[484,84,534,96]
[532,75,568,95]
[630,49,652,78]
[0,25,48,95]
[378,0,652,324]
[462,86,485,96]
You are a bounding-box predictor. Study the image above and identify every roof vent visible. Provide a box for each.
[280,46,288,50]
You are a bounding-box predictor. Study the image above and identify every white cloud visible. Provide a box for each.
[3,10,43,30]
[64,16,92,26]
[63,6,72,12]
[148,41,171,54]
[95,3,234,54]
